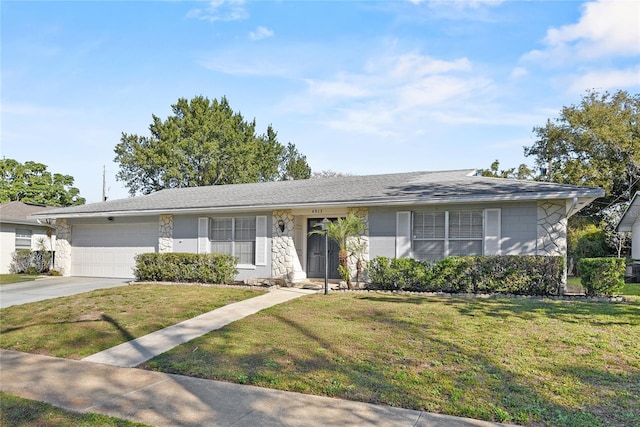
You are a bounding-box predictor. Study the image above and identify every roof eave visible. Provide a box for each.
[31,189,604,219]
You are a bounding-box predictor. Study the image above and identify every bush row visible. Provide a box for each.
[577,258,626,296]
[368,255,565,296]
[134,253,238,284]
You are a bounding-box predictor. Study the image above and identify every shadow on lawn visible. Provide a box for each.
[357,294,640,327]
[144,306,623,426]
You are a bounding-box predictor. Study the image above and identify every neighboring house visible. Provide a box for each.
[617,192,640,258]
[31,169,604,280]
[0,201,58,274]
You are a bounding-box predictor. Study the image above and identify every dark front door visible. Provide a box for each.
[307,218,341,279]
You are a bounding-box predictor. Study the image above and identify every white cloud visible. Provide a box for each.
[566,66,640,94]
[187,0,248,22]
[288,51,497,136]
[510,67,528,79]
[426,0,505,9]
[306,77,371,99]
[523,0,640,63]
[249,26,274,41]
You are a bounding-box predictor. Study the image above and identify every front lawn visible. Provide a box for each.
[142,293,639,427]
[0,284,265,358]
[0,392,149,427]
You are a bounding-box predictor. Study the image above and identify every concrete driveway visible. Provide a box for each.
[0,277,131,309]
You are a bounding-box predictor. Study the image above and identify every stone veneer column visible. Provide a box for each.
[536,201,567,256]
[271,210,305,281]
[347,207,369,286]
[54,218,72,276]
[158,214,173,253]
[537,200,568,294]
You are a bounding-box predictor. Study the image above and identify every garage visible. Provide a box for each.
[71,222,158,278]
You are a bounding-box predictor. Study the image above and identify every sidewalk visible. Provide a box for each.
[82,287,317,367]
[1,349,511,427]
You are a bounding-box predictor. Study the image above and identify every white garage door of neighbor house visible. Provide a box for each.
[71,223,157,278]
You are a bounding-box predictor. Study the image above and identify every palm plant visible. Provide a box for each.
[310,213,366,289]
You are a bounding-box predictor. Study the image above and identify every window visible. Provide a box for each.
[448,210,483,256]
[412,210,483,260]
[210,217,256,265]
[15,229,32,250]
[413,212,445,260]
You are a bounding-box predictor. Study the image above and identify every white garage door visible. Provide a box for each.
[71,223,157,278]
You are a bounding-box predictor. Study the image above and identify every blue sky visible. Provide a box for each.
[2,0,639,203]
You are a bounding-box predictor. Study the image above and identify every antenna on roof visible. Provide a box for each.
[102,165,108,202]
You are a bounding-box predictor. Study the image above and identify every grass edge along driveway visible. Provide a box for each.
[0,284,266,359]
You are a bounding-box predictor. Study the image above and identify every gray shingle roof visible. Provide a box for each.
[0,201,59,225]
[33,169,605,218]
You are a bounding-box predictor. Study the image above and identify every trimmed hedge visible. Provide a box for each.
[578,258,625,296]
[368,255,564,296]
[134,253,238,284]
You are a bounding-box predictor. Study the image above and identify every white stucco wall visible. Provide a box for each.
[0,224,56,274]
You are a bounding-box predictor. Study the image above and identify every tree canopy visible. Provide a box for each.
[114,96,311,196]
[478,160,535,180]
[0,159,85,206]
[525,90,639,217]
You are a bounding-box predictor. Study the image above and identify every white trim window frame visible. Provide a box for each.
[15,228,32,250]
[447,210,483,257]
[412,210,484,260]
[210,217,257,267]
[412,211,446,261]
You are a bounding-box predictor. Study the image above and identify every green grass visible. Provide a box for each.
[0,392,149,427]
[0,274,41,285]
[141,293,640,427]
[0,284,265,358]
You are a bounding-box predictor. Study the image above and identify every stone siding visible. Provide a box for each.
[271,210,297,279]
[537,201,567,256]
[159,214,173,253]
[54,218,72,276]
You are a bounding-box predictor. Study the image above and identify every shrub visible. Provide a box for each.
[578,258,625,296]
[367,255,564,295]
[134,252,238,284]
[368,257,429,290]
[9,250,52,274]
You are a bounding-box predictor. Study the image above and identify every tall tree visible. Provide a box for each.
[0,159,85,206]
[525,90,640,217]
[279,142,311,180]
[478,160,535,180]
[114,96,311,196]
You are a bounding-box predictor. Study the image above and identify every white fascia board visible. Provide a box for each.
[31,189,604,220]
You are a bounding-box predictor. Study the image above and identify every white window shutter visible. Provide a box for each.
[396,211,412,258]
[198,217,210,254]
[255,215,267,266]
[484,209,501,255]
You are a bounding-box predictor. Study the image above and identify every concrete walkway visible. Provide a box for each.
[1,350,511,427]
[83,287,317,367]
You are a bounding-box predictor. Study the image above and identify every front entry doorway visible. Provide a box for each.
[307,218,341,280]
